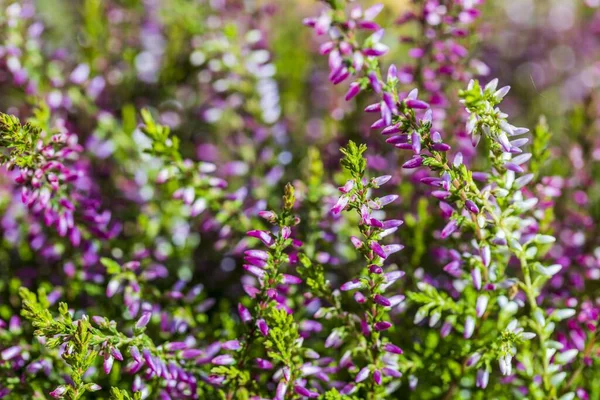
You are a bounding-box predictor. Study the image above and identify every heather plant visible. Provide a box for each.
[0,1,599,400]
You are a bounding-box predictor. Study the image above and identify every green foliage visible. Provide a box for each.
[264,307,301,366]
[305,147,325,191]
[459,80,490,110]
[459,79,514,159]
[81,0,108,65]
[408,282,467,346]
[19,287,60,338]
[530,116,551,177]
[211,366,250,390]
[283,182,296,211]
[323,388,360,400]
[100,258,122,275]
[340,140,367,180]
[0,112,41,169]
[20,288,98,400]
[409,282,462,319]
[110,387,142,400]
[19,287,163,399]
[140,108,182,162]
[296,253,330,298]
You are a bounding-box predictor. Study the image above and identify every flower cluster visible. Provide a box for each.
[0,110,119,261]
[333,141,405,395]
[209,183,310,398]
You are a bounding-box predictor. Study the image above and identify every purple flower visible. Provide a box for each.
[373,369,382,385]
[383,343,403,354]
[49,386,68,398]
[255,358,273,369]
[135,311,151,329]
[382,219,403,229]
[211,355,235,365]
[480,245,491,267]
[369,265,383,276]
[383,367,402,378]
[464,316,475,339]
[103,354,114,374]
[374,294,391,307]
[281,274,302,285]
[88,384,101,392]
[257,319,269,336]
[258,210,276,222]
[237,304,252,323]
[281,226,292,240]
[243,264,266,279]
[350,236,363,249]
[275,380,288,400]
[370,241,387,259]
[465,200,479,214]
[356,366,370,382]
[466,352,481,367]
[372,175,392,186]
[476,295,489,318]
[325,330,342,348]
[339,179,355,193]
[384,270,405,284]
[440,321,453,338]
[294,385,319,398]
[476,369,489,388]
[345,82,362,101]
[247,230,275,247]
[244,250,269,260]
[383,244,404,256]
[354,291,366,303]
[472,268,482,290]
[1,346,20,361]
[166,342,188,351]
[368,72,382,93]
[222,340,241,351]
[405,99,429,109]
[374,321,392,331]
[382,124,402,135]
[402,156,423,169]
[331,195,350,215]
[106,278,121,298]
[341,279,364,291]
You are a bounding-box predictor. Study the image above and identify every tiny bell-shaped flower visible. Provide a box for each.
[476,369,489,389]
[464,316,475,339]
[499,354,512,376]
[466,352,481,367]
[257,319,269,336]
[475,295,488,318]
[50,386,68,398]
[356,366,370,382]
[212,354,235,365]
[135,311,151,329]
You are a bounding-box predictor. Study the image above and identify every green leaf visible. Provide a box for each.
[340,140,367,180]
[100,258,122,274]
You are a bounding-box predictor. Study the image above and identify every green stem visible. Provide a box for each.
[519,254,555,400]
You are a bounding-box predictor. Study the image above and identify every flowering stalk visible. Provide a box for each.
[332,141,405,398]
[211,183,309,399]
